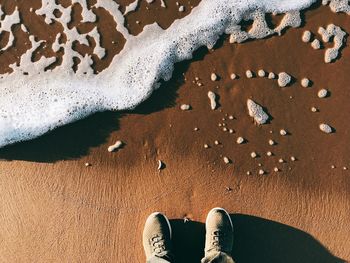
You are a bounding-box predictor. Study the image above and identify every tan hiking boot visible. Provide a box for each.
[204,207,233,257]
[143,212,173,260]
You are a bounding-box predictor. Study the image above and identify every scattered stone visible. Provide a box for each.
[204,144,209,149]
[85,162,91,167]
[279,158,285,163]
[319,123,333,133]
[258,69,265,77]
[223,127,228,132]
[301,78,310,87]
[246,70,254,78]
[247,99,269,125]
[269,139,276,145]
[318,24,346,63]
[302,30,312,42]
[194,127,199,131]
[230,73,237,80]
[228,115,234,120]
[267,151,272,156]
[311,107,318,112]
[280,129,287,136]
[236,137,245,144]
[157,160,165,170]
[331,165,335,169]
[214,140,220,145]
[311,39,321,49]
[211,72,218,81]
[268,72,276,79]
[343,166,347,170]
[258,169,265,175]
[180,104,191,110]
[178,5,185,12]
[291,156,296,161]
[273,167,279,172]
[251,152,257,158]
[229,129,234,134]
[108,140,124,152]
[318,89,328,98]
[246,171,251,175]
[208,91,218,110]
[277,72,292,87]
[223,156,231,164]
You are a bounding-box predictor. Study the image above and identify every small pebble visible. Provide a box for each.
[236,137,245,144]
[343,167,347,170]
[180,104,191,110]
[108,140,124,152]
[251,152,257,158]
[258,169,265,175]
[277,72,292,87]
[267,151,272,156]
[211,72,218,81]
[318,89,328,98]
[157,160,165,170]
[273,167,279,172]
[214,140,220,145]
[258,69,265,77]
[268,72,275,79]
[280,129,287,136]
[223,156,231,164]
[229,129,234,134]
[230,73,237,80]
[302,30,312,42]
[291,156,296,161]
[228,115,234,120]
[194,127,199,131]
[208,91,218,110]
[311,39,321,49]
[246,70,253,78]
[223,127,227,132]
[301,78,310,87]
[85,162,91,167]
[279,158,285,163]
[311,107,318,112]
[178,5,185,12]
[204,144,209,148]
[246,171,251,175]
[331,165,335,169]
[269,139,276,145]
[319,123,333,133]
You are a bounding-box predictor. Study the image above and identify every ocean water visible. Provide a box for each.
[0,0,317,148]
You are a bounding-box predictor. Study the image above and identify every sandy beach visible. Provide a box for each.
[0,1,349,262]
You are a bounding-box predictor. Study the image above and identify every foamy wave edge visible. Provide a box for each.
[0,0,316,148]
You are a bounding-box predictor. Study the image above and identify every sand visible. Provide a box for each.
[0,1,349,263]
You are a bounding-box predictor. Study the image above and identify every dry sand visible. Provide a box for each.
[0,1,349,262]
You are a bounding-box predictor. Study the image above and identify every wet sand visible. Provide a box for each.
[0,1,349,262]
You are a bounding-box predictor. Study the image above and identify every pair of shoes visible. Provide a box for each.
[143,208,233,261]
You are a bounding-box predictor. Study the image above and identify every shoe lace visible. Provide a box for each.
[150,234,167,255]
[209,230,226,252]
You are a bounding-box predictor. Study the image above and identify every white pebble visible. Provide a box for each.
[268,72,275,79]
[194,127,199,131]
[311,107,318,112]
[246,171,251,175]
[343,167,347,170]
[318,89,328,98]
[204,144,209,149]
[211,72,218,81]
[214,140,220,145]
[236,137,245,144]
[311,39,321,49]
[228,115,234,120]
[331,165,335,169]
[301,78,310,87]
[258,169,265,175]
[247,99,269,125]
[108,140,124,152]
[279,158,285,163]
[157,160,165,170]
[278,72,292,87]
[267,151,272,156]
[85,162,91,167]
[258,69,265,77]
[302,30,312,42]
[268,139,276,145]
[251,152,257,158]
[230,73,237,80]
[178,5,185,12]
[223,156,231,164]
[208,91,218,110]
[319,123,333,133]
[280,129,287,136]
[229,129,234,134]
[180,104,191,110]
[291,156,296,161]
[273,167,279,172]
[246,70,253,78]
[223,127,227,132]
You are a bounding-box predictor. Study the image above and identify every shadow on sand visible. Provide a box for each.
[170,214,345,263]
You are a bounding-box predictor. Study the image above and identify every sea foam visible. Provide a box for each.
[0,0,316,148]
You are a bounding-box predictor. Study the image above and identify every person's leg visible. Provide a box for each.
[201,208,235,263]
[143,212,174,263]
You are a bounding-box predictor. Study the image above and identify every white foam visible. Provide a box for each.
[0,0,316,147]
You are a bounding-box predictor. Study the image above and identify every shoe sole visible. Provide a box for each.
[148,212,173,239]
[205,207,233,229]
